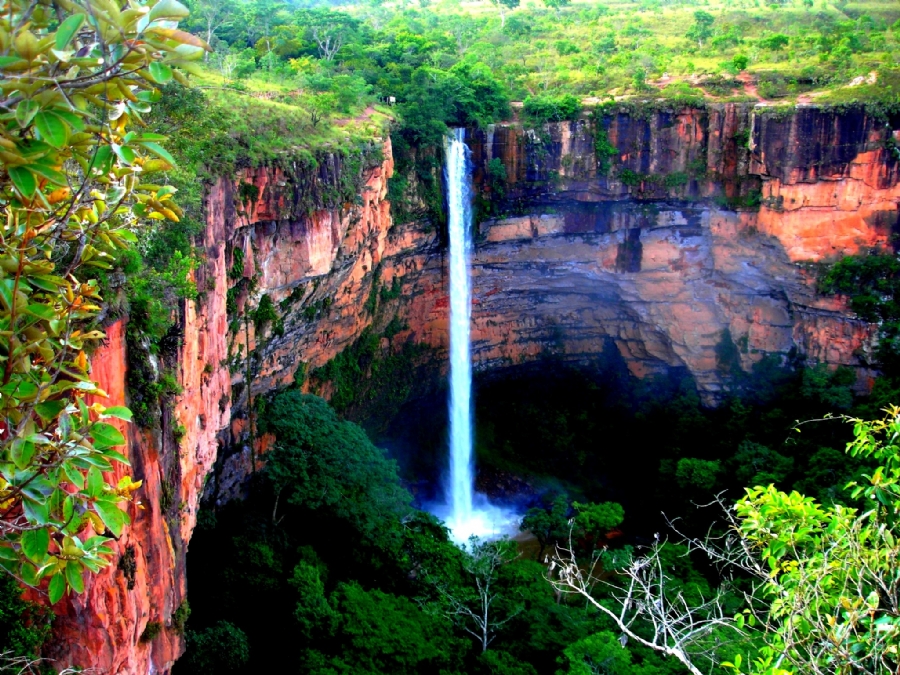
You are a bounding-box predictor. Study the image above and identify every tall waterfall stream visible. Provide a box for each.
[435,128,519,544]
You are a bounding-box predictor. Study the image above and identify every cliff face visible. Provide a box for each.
[48,105,899,671]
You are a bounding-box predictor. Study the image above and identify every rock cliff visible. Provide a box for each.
[46,103,899,671]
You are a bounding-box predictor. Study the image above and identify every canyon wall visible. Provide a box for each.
[49,103,899,672]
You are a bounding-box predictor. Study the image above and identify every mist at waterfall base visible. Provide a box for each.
[428,129,521,544]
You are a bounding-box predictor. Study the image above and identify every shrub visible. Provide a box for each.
[522,94,582,123]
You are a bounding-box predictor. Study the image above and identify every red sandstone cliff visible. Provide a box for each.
[43,105,899,671]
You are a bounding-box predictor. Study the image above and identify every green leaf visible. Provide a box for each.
[99,449,130,466]
[61,464,84,491]
[58,411,72,439]
[26,163,68,187]
[0,381,39,399]
[102,406,133,422]
[34,112,68,149]
[30,275,65,292]
[76,455,112,471]
[61,496,75,532]
[0,56,26,69]
[91,422,125,449]
[65,561,85,594]
[11,440,36,471]
[8,166,37,198]
[112,144,136,165]
[35,400,66,422]
[25,303,56,321]
[93,499,126,537]
[148,62,173,84]
[15,100,40,129]
[148,0,190,21]
[89,145,113,175]
[86,467,103,499]
[20,562,39,587]
[20,529,49,564]
[50,109,85,132]
[136,141,176,166]
[48,573,66,604]
[23,499,50,526]
[55,14,85,50]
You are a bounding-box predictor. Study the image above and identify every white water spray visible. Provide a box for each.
[437,129,519,544]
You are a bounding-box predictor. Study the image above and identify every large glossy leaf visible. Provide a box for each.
[54,14,85,50]
[148,62,173,84]
[20,529,49,563]
[35,400,66,422]
[0,381,39,399]
[23,499,50,526]
[102,406,133,422]
[86,467,103,499]
[10,440,36,471]
[25,303,56,321]
[34,112,68,149]
[65,560,85,594]
[91,422,126,449]
[137,141,176,166]
[148,0,190,21]
[26,163,68,186]
[8,166,37,197]
[93,499,126,537]
[48,573,66,604]
[15,100,40,128]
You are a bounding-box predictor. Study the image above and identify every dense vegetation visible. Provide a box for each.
[178,391,718,675]
[185,0,900,107]
[180,357,900,674]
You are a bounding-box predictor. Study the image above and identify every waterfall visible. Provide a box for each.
[439,129,519,544]
[446,128,475,531]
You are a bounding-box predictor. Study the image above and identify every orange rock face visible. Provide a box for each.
[43,107,900,670]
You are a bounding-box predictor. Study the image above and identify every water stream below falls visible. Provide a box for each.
[432,128,520,544]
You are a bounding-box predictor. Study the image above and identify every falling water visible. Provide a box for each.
[445,128,475,532]
[439,128,519,544]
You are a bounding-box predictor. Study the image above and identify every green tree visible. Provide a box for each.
[434,537,522,653]
[573,501,624,537]
[182,621,250,674]
[260,392,411,544]
[725,407,900,675]
[686,10,715,48]
[290,553,335,639]
[184,0,238,56]
[0,0,202,602]
[487,0,519,28]
[329,582,463,674]
[520,495,569,560]
[522,94,581,123]
[559,631,635,675]
[552,408,900,675]
[675,457,721,492]
[730,441,793,487]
